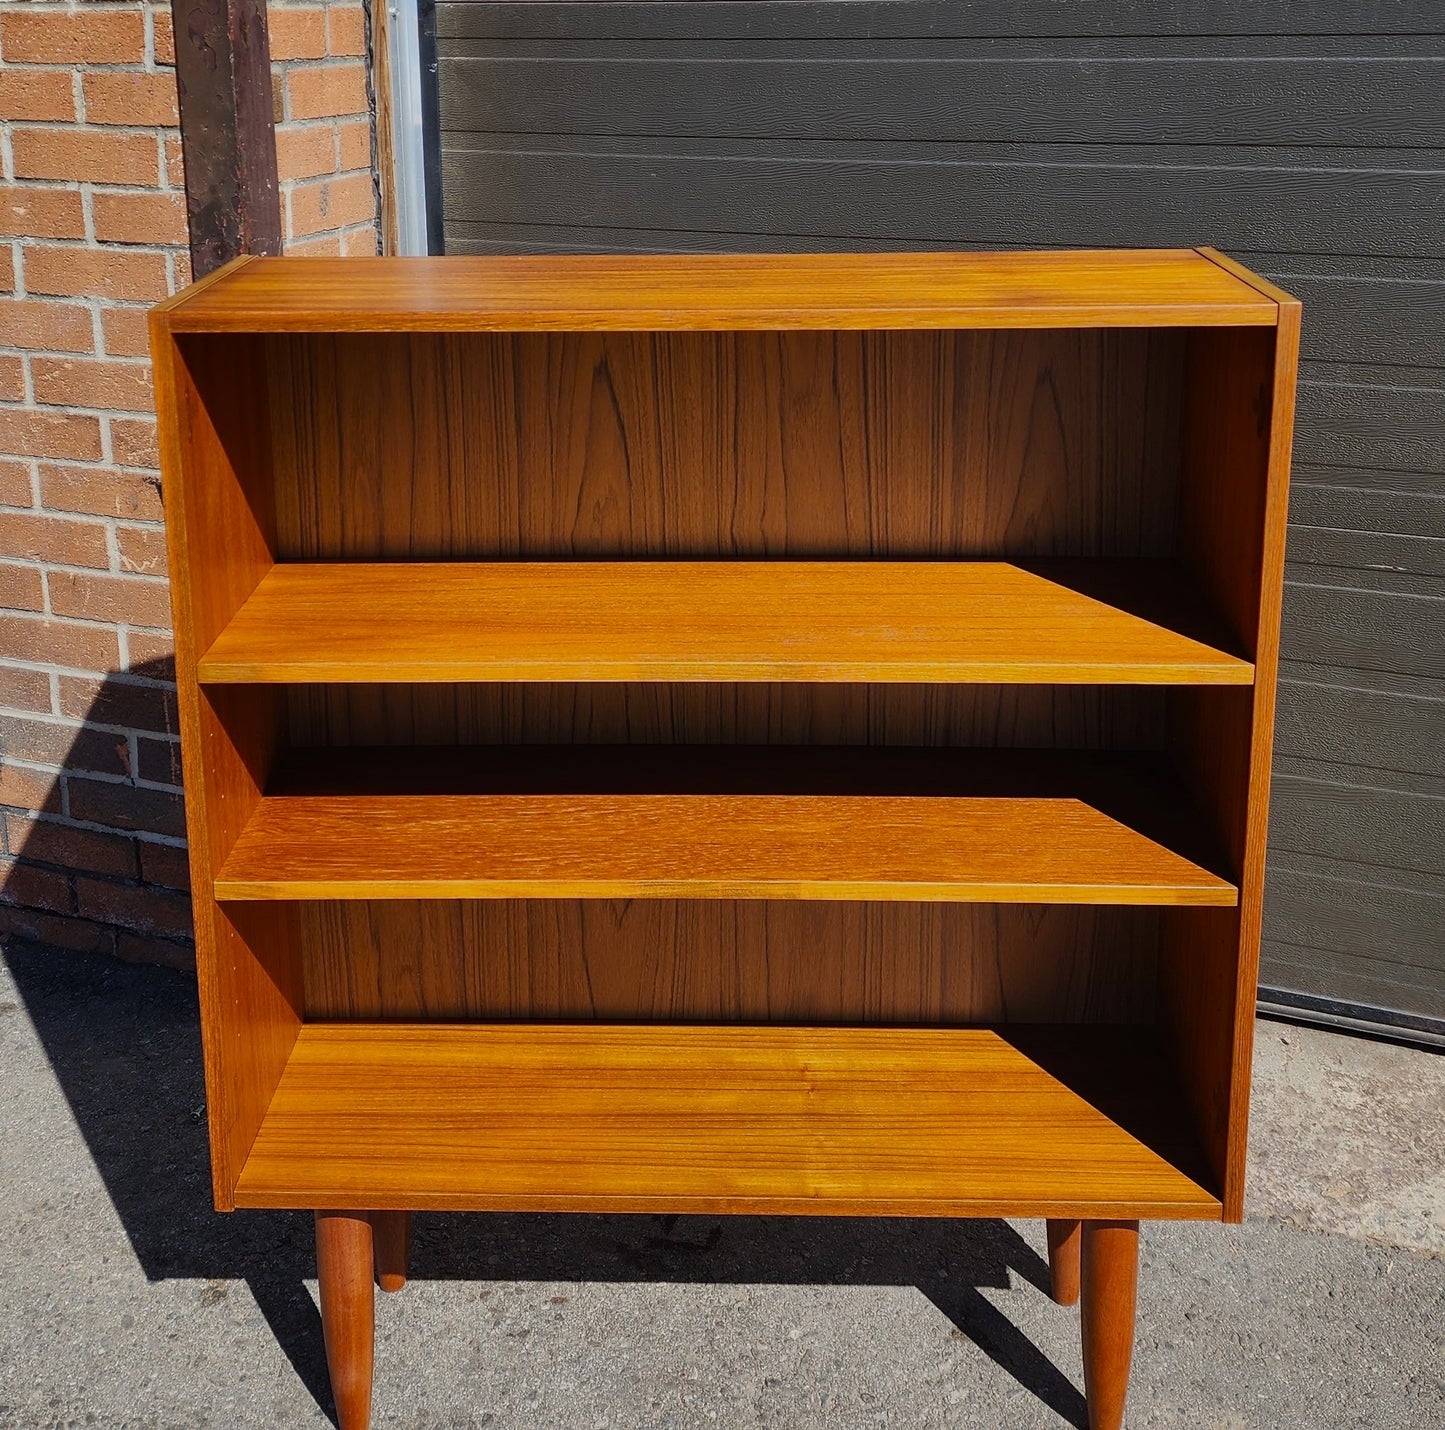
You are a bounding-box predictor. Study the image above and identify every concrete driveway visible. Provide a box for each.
[1,941,1440,1428]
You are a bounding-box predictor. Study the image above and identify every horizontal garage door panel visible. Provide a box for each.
[435,1,1445,1034]
[440,59,1442,147]
[441,148,1444,258]
[438,3,1445,42]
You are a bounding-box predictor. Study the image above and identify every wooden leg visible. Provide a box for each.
[372,1210,412,1293]
[1046,1218,1081,1305]
[315,1210,375,1430]
[1080,1219,1139,1430]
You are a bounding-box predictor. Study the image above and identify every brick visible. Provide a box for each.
[0,246,13,293]
[283,232,342,257]
[337,119,372,172]
[0,69,76,123]
[0,665,51,715]
[124,630,174,678]
[58,675,177,735]
[328,6,368,58]
[100,306,154,360]
[40,463,163,522]
[0,905,113,955]
[153,8,175,66]
[0,356,24,404]
[6,814,137,879]
[0,183,85,240]
[341,224,377,257]
[0,407,103,465]
[26,245,170,303]
[0,759,61,814]
[91,189,187,247]
[0,510,109,567]
[0,563,44,613]
[0,409,104,464]
[289,171,375,238]
[0,10,145,65]
[0,459,32,506]
[0,612,119,672]
[0,407,105,463]
[287,62,368,122]
[276,122,337,182]
[109,416,159,467]
[69,778,185,838]
[0,712,130,776]
[32,356,154,415]
[1,299,94,354]
[49,570,171,629]
[138,834,188,888]
[136,734,181,788]
[12,129,160,187]
[164,133,183,187]
[115,523,167,576]
[116,929,194,970]
[76,872,192,936]
[83,71,179,128]
[0,855,73,913]
[269,6,327,61]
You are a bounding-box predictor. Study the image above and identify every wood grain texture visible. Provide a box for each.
[266,327,1184,563]
[371,1210,410,1294]
[1160,302,1300,1221]
[286,682,1169,754]
[149,317,298,1210]
[160,251,1276,332]
[314,1211,374,1430]
[1047,1218,1082,1306]
[299,899,1162,1026]
[199,562,1251,686]
[1081,1219,1140,1430]
[234,1024,1222,1217]
[215,745,1237,906]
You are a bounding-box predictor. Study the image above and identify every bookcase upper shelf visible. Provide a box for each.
[197,561,1253,686]
[154,248,1283,333]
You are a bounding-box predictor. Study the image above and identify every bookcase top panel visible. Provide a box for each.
[156,248,1284,334]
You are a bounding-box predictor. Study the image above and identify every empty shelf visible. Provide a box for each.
[198,560,1254,686]
[213,747,1236,904]
[233,1022,1222,1218]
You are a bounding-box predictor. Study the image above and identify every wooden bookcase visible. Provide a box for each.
[151,249,1298,1430]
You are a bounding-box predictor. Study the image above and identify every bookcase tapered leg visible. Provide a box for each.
[1080,1220,1139,1430]
[372,1211,412,1293]
[1046,1218,1081,1305]
[316,1211,375,1430]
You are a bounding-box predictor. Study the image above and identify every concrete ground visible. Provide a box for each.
[0,942,1441,1430]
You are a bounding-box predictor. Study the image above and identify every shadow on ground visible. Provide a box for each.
[2,939,1087,1429]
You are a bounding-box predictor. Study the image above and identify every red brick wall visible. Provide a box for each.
[1,2,380,969]
[272,2,380,256]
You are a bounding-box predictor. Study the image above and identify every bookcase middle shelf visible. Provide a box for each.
[212,746,1236,906]
[196,560,1254,686]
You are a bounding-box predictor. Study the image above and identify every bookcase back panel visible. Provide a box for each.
[298,898,1158,1026]
[266,328,1184,562]
[286,682,1167,751]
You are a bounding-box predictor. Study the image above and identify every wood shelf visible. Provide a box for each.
[197,560,1253,687]
[232,1022,1222,1218]
[157,249,1278,333]
[213,746,1236,905]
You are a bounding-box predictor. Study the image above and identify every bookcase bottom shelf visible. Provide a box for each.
[233,1023,1222,1219]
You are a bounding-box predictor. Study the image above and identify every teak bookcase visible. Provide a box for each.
[151,249,1298,1430]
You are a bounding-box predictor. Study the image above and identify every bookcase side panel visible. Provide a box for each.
[153,328,298,1207]
[1162,314,1299,1219]
[297,898,1160,1027]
